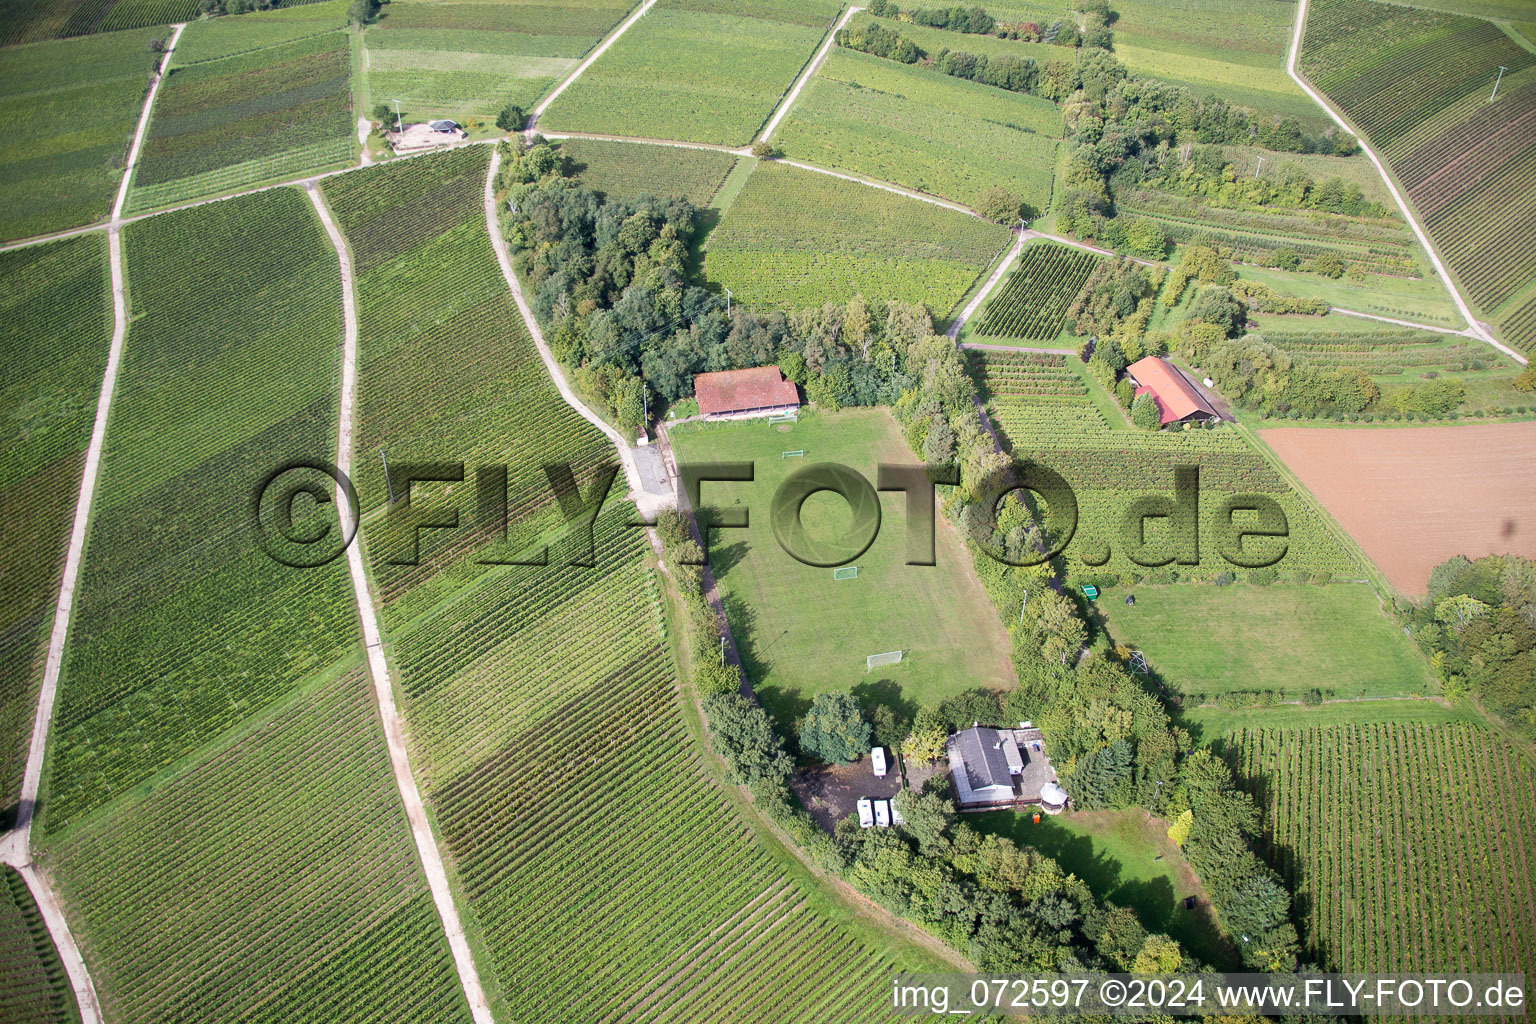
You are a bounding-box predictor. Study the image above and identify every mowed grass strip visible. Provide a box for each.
[704,160,1010,311]
[670,409,1016,734]
[44,667,474,1024]
[0,28,162,240]
[1094,583,1433,701]
[0,235,111,828]
[45,188,357,831]
[776,48,1058,212]
[538,0,845,146]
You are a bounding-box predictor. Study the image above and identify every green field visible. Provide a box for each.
[364,0,634,121]
[669,409,1016,733]
[704,160,1010,313]
[775,48,1059,212]
[127,30,354,212]
[971,808,1236,969]
[43,188,356,831]
[1095,583,1433,701]
[0,0,195,46]
[0,867,78,1023]
[538,0,845,146]
[974,242,1100,340]
[44,667,474,1023]
[559,137,738,205]
[0,29,162,240]
[1301,0,1536,332]
[978,390,1362,582]
[172,0,348,64]
[1229,722,1536,976]
[322,145,615,616]
[1232,264,1462,327]
[0,237,110,829]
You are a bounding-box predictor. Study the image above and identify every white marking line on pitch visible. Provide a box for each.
[531,0,659,121]
[306,184,496,1024]
[1285,0,1526,366]
[113,23,185,222]
[760,5,864,142]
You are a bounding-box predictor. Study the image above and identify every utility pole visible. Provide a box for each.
[1491,65,1508,101]
[720,635,726,666]
[380,449,396,504]
[393,98,403,133]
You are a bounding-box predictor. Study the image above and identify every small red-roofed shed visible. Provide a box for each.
[693,367,800,418]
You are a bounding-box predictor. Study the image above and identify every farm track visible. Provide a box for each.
[947,229,1026,338]
[1286,0,1528,366]
[526,0,662,132]
[759,5,865,143]
[0,22,192,1022]
[306,184,495,1024]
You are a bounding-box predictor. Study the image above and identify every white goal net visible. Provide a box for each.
[833,566,858,580]
[866,650,903,671]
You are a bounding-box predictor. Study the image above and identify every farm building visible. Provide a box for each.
[386,120,467,153]
[1126,357,1219,426]
[693,367,800,419]
[947,725,1061,809]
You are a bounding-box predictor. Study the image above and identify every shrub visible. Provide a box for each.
[798,691,872,763]
[1249,567,1277,586]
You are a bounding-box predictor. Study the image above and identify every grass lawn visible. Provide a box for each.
[1093,583,1433,701]
[1234,265,1462,328]
[668,408,1014,734]
[970,808,1239,969]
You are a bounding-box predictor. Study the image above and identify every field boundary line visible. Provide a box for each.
[527,0,660,128]
[113,22,186,222]
[776,158,982,218]
[759,5,864,143]
[306,184,496,1024]
[537,130,746,156]
[947,229,1025,339]
[1284,0,1528,366]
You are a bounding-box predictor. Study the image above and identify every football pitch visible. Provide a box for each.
[668,408,1014,731]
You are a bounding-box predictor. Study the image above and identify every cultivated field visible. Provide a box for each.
[967,350,1087,400]
[44,189,356,831]
[977,388,1362,582]
[128,29,354,212]
[0,237,110,828]
[172,0,346,64]
[560,137,738,205]
[669,409,1016,733]
[44,667,475,1023]
[538,0,845,146]
[1261,422,1536,594]
[1229,722,1536,977]
[1095,583,1433,702]
[0,868,77,1023]
[0,28,161,240]
[0,0,195,45]
[974,242,1100,341]
[322,146,615,614]
[1233,264,1461,328]
[774,48,1059,213]
[363,0,634,120]
[1301,0,1536,344]
[704,161,1010,312]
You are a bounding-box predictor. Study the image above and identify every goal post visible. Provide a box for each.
[768,413,797,424]
[833,566,858,580]
[781,449,805,458]
[866,650,903,671]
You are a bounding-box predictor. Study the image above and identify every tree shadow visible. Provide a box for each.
[709,539,749,578]
[851,678,919,728]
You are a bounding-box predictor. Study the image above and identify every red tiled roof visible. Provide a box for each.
[694,367,799,416]
[1128,357,1218,424]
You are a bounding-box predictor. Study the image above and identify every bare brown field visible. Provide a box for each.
[1261,423,1536,595]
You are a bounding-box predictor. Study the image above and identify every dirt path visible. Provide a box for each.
[526,0,661,131]
[537,130,748,156]
[111,23,184,222]
[759,5,864,142]
[948,229,1025,338]
[1329,306,1478,337]
[1285,0,1526,366]
[306,184,496,1024]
